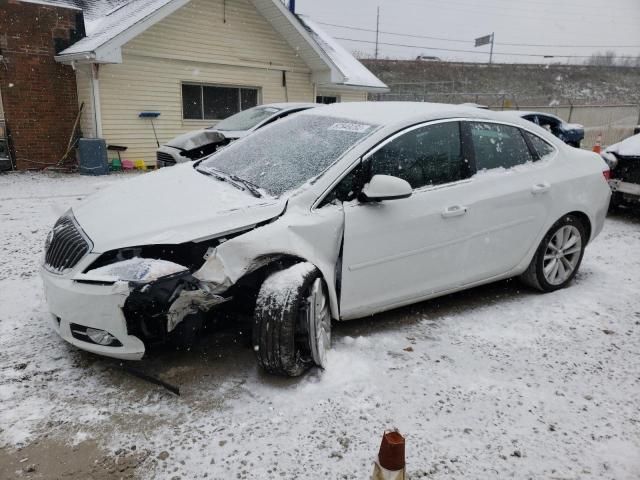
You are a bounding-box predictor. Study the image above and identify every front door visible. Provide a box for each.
[339,120,477,319]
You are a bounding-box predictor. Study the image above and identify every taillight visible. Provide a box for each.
[603,169,611,181]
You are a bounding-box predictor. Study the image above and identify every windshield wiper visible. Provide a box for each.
[197,166,262,198]
[228,174,263,198]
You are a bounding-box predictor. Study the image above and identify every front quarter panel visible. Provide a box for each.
[194,204,345,319]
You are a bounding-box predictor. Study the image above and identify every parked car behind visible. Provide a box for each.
[41,102,610,377]
[504,111,584,147]
[601,133,640,207]
[156,102,318,167]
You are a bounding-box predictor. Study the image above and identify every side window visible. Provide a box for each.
[368,122,466,189]
[468,122,533,171]
[524,131,555,159]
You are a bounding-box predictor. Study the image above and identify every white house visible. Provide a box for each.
[52,0,388,166]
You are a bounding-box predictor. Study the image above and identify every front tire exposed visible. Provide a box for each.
[520,215,587,292]
[252,262,331,377]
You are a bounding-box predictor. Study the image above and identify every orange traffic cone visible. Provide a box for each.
[592,133,602,154]
[372,430,405,480]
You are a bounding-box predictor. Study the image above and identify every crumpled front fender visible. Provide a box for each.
[194,204,345,319]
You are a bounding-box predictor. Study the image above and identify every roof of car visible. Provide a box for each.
[300,102,528,128]
[261,102,319,110]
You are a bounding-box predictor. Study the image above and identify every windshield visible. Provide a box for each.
[214,106,282,131]
[198,114,379,196]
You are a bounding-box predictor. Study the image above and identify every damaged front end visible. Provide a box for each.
[81,241,236,351]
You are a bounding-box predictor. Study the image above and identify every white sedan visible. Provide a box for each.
[41,103,611,377]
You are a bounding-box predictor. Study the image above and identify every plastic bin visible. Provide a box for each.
[78,138,109,176]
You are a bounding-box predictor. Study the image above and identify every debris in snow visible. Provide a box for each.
[157,451,170,461]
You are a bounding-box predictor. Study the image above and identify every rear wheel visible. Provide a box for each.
[252,263,331,377]
[520,215,587,292]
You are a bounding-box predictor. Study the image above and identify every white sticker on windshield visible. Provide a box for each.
[328,123,371,133]
[264,108,280,113]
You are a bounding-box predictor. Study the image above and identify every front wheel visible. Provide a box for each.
[520,215,587,292]
[252,263,331,377]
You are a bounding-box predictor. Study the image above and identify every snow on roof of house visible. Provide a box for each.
[54,0,388,92]
[57,0,187,60]
[24,0,125,19]
[296,16,388,91]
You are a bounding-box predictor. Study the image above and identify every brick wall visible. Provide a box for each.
[0,0,84,170]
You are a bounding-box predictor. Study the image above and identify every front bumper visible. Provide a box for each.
[41,265,146,360]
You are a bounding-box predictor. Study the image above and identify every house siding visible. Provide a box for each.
[96,0,317,165]
[317,88,368,102]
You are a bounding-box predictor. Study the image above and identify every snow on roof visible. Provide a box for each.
[300,101,516,127]
[606,133,640,157]
[297,16,388,92]
[27,0,125,19]
[58,0,179,57]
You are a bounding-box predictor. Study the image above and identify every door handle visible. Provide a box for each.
[441,205,467,218]
[531,182,551,195]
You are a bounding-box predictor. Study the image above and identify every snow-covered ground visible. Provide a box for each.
[1,172,639,479]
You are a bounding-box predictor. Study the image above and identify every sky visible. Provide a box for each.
[295,0,640,64]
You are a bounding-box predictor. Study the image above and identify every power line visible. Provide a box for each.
[335,36,640,59]
[376,0,640,25]
[316,20,640,49]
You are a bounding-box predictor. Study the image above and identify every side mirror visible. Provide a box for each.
[359,175,412,202]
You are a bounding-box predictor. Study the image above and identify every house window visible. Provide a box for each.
[316,95,339,104]
[182,83,260,120]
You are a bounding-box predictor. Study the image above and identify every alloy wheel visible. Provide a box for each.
[307,278,331,368]
[543,225,582,285]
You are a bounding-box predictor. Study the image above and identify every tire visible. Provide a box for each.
[252,262,331,377]
[520,215,587,292]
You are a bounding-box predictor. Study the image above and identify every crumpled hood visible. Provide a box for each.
[73,164,285,253]
[166,129,226,150]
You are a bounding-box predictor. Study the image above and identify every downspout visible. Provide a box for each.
[91,63,103,138]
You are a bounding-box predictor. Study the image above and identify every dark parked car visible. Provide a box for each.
[505,111,584,148]
[601,133,640,208]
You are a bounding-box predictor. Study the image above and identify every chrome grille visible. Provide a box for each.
[156,151,176,168]
[45,216,90,273]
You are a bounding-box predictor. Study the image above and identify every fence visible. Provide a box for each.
[499,104,640,149]
[369,87,640,149]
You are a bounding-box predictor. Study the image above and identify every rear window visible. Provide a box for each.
[523,131,556,159]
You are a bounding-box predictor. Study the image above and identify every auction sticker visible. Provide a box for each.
[328,123,371,133]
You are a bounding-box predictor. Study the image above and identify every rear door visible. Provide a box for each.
[456,121,556,281]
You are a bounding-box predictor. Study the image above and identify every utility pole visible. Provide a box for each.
[375,6,380,60]
[489,32,495,65]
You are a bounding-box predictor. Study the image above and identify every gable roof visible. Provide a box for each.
[54,0,388,92]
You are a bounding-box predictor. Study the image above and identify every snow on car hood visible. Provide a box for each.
[166,129,226,150]
[73,164,285,252]
[606,133,640,157]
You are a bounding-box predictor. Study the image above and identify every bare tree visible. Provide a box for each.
[584,50,618,66]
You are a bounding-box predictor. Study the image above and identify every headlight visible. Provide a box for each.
[83,258,188,283]
[601,151,618,170]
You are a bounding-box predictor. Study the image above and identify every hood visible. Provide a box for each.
[606,133,640,157]
[166,129,226,150]
[73,164,285,253]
